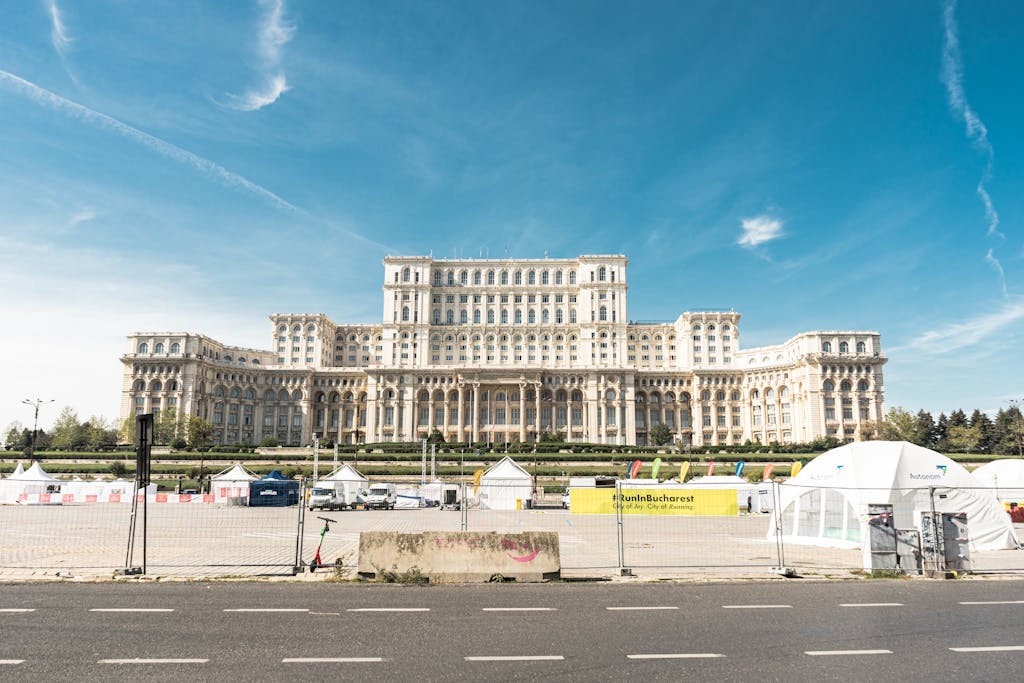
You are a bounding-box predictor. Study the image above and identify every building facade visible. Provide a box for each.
[120,255,886,446]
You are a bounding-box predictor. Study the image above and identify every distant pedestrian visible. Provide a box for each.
[746,495,752,514]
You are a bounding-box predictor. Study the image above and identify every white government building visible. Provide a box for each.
[121,254,886,447]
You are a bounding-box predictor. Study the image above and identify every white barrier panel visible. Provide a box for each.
[12,493,217,505]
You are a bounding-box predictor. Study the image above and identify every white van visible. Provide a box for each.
[361,483,397,510]
[308,482,356,511]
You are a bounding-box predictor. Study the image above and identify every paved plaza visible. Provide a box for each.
[2,503,1023,580]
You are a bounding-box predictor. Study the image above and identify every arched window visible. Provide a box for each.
[823,379,835,392]
[473,270,481,285]
[170,342,180,354]
[215,386,225,397]
[402,306,410,322]
[780,387,789,397]
[402,267,410,282]
[527,270,536,285]
[839,341,849,353]
[569,309,577,324]
[473,310,481,324]
[541,270,549,285]
[460,310,468,324]
[856,341,866,353]
[599,306,607,321]
[514,270,522,285]
[701,390,711,401]
[459,270,468,285]
[135,380,145,392]
[542,310,549,324]
[154,343,164,353]
[528,309,536,324]
[433,271,442,286]
[822,341,832,353]
[446,310,454,325]
[433,310,441,324]
[598,266,606,281]
[731,391,740,401]
[150,380,162,391]
[840,380,852,391]
[857,379,869,391]
[765,388,775,400]
[556,310,563,324]
[138,342,148,354]
[487,310,495,324]
[244,389,255,400]
[447,271,455,286]
[487,270,495,285]
[501,309,509,324]
[555,271,563,285]
[751,389,760,400]
[501,271,509,285]
[168,381,179,391]
[264,390,276,401]
[230,387,240,398]
[514,310,523,324]
[715,390,725,401]
[568,271,576,285]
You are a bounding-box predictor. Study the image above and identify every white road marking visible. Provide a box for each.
[98,659,209,664]
[283,657,384,663]
[482,607,556,612]
[806,650,892,656]
[0,609,35,613]
[628,653,724,659]
[722,604,792,609]
[960,601,1024,605]
[840,603,904,607]
[223,608,309,613]
[346,608,430,612]
[607,606,679,611]
[309,612,340,616]
[465,656,564,662]
[950,646,1024,653]
[0,660,25,665]
[90,608,175,613]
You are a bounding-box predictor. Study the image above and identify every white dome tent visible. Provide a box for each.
[478,456,532,510]
[211,463,258,504]
[770,441,1018,552]
[970,459,1024,504]
[319,463,368,500]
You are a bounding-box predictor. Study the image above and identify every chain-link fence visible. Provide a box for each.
[3,477,1024,578]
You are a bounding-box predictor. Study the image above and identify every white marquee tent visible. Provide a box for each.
[770,441,1018,551]
[211,463,258,503]
[970,459,1024,504]
[319,463,369,500]
[478,456,532,510]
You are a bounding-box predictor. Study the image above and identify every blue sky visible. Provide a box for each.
[2,0,1022,431]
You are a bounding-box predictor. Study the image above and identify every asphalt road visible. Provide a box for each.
[2,579,1024,681]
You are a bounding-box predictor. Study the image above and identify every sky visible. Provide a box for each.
[1,0,1023,433]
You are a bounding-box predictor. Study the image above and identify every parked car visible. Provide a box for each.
[361,483,397,510]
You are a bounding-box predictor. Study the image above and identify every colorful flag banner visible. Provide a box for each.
[628,459,643,479]
[679,461,690,482]
[735,460,745,477]
[651,457,663,480]
[762,463,775,481]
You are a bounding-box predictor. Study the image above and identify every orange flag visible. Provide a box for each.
[762,463,775,481]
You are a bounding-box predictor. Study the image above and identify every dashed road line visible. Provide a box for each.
[960,601,1024,606]
[223,608,309,613]
[283,657,384,663]
[346,608,430,612]
[607,606,679,611]
[465,655,564,662]
[98,658,209,664]
[0,660,25,665]
[839,603,903,608]
[806,650,891,656]
[0,609,35,613]
[90,608,175,613]
[628,653,724,660]
[950,646,1024,653]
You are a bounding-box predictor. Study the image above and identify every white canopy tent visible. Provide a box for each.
[478,456,532,510]
[318,463,368,500]
[770,441,1018,551]
[971,459,1024,504]
[211,463,258,503]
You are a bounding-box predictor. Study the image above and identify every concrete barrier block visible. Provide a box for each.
[357,531,560,583]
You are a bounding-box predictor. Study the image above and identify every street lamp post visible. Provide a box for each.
[21,398,53,463]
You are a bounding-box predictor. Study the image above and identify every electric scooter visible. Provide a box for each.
[308,516,338,573]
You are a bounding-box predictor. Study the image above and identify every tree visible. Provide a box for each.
[947,424,982,453]
[4,421,26,451]
[51,406,87,451]
[84,416,118,451]
[120,415,136,445]
[186,415,213,449]
[649,423,673,446]
[969,410,994,453]
[914,410,936,448]
[426,429,446,445]
[259,436,279,448]
[154,407,180,445]
[934,413,950,451]
[875,407,923,443]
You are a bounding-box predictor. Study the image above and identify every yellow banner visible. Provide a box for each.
[569,488,738,516]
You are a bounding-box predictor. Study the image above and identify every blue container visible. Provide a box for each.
[248,479,300,506]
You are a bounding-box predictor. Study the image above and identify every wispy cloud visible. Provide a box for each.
[737,215,783,248]
[47,0,71,54]
[0,69,299,211]
[941,0,1007,295]
[891,297,1024,355]
[224,0,295,111]
[985,248,1008,298]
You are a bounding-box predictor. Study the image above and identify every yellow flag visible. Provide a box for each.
[473,469,484,495]
[790,461,803,478]
[678,461,690,482]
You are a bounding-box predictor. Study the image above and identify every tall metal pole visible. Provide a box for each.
[21,398,53,462]
[313,433,320,480]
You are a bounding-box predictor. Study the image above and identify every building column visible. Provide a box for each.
[457,384,465,442]
[471,382,480,443]
[519,382,527,443]
[534,381,542,440]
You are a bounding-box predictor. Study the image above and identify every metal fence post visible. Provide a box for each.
[461,481,468,531]
[616,480,630,575]
[772,481,792,575]
[293,479,307,573]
